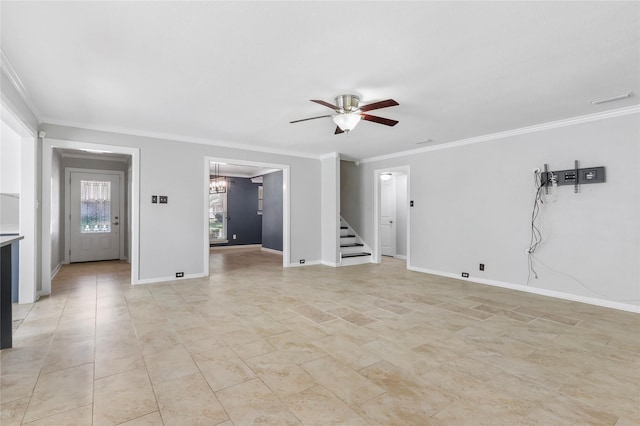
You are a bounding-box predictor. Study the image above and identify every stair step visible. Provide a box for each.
[340,234,356,238]
[340,243,363,248]
[341,252,371,258]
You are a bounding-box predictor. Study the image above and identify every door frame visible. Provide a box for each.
[43,139,140,295]
[373,165,410,264]
[203,156,290,270]
[64,168,125,264]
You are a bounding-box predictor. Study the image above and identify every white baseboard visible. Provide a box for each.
[133,272,207,285]
[394,255,407,260]
[50,263,62,280]
[321,260,340,267]
[286,260,322,268]
[210,244,262,251]
[407,265,640,314]
[261,247,283,255]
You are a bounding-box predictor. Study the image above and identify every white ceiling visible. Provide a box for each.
[2,2,638,160]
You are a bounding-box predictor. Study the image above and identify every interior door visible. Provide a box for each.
[380,176,396,257]
[69,172,120,262]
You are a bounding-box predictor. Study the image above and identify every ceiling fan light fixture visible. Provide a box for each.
[333,113,361,131]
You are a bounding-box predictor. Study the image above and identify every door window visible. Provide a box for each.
[80,180,111,233]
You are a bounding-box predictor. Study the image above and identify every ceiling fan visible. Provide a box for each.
[290,94,399,134]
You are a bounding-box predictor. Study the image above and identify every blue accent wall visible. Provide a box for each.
[262,171,283,251]
[217,177,262,246]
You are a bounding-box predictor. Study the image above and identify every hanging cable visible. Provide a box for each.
[526,170,544,285]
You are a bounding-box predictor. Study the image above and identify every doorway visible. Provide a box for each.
[204,157,290,270]
[42,139,140,295]
[374,166,410,264]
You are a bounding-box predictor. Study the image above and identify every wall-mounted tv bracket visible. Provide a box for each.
[541,161,605,194]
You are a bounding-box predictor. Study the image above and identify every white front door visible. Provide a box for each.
[380,176,396,257]
[69,172,120,262]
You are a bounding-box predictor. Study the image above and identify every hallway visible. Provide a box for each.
[2,248,638,424]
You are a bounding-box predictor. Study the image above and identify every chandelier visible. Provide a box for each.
[209,162,227,194]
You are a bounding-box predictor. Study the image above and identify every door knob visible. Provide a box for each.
[389,220,393,224]
[112,221,119,226]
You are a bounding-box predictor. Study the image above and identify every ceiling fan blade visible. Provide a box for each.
[310,99,338,110]
[360,114,399,127]
[359,99,399,112]
[290,115,333,124]
[334,126,344,135]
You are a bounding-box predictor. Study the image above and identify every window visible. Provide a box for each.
[209,192,227,242]
[80,180,111,233]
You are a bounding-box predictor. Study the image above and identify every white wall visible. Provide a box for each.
[1,123,21,194]
[355,112,640,311]
[41,123,322,281]
[320,154,340,266]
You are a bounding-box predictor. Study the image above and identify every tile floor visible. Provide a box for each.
[1,247,639,425]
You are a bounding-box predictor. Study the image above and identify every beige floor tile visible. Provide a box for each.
[41,338,94,374]
[95,351,146,380]
[283,385,367,425]
[368,298,412,315]
[154,372,228,425]
[165,310,206,331]
[245,351,317,398]
[0,397,29,426]
[193,346,255,391]
[326,306,377,326]
[23,404,92,426]
[228,336,277,359]
[117,411,164,425]
[314,335,381,370]
[358,392,439,425]
[265,330,326,364]
[177,325,223,354]
[301,355,385,406]
[359,360,455,418]
[290,304,337,323]
[431,398,532,426]
[1,359,42,404]
[143,344,199,385]
[215,378,297,425]
[22,364,94,423]
[93,367,158,425]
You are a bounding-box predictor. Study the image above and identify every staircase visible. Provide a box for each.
[339,218,372,266]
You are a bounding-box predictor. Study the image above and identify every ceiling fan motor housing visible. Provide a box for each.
[335,94,360,112]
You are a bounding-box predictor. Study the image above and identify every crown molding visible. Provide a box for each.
[0,50,41,120]
[360,104,640,164]
[319,152,339,160]
[41,117,324,160]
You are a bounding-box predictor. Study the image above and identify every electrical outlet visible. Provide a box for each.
[299,259,305,264]
[479,263,485,271]
[461,272,469,278]
[233,234,237,239]
[176,272,184,278]
[410,200,414,207]
[151,195,157,204]
[159,196,168,204]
